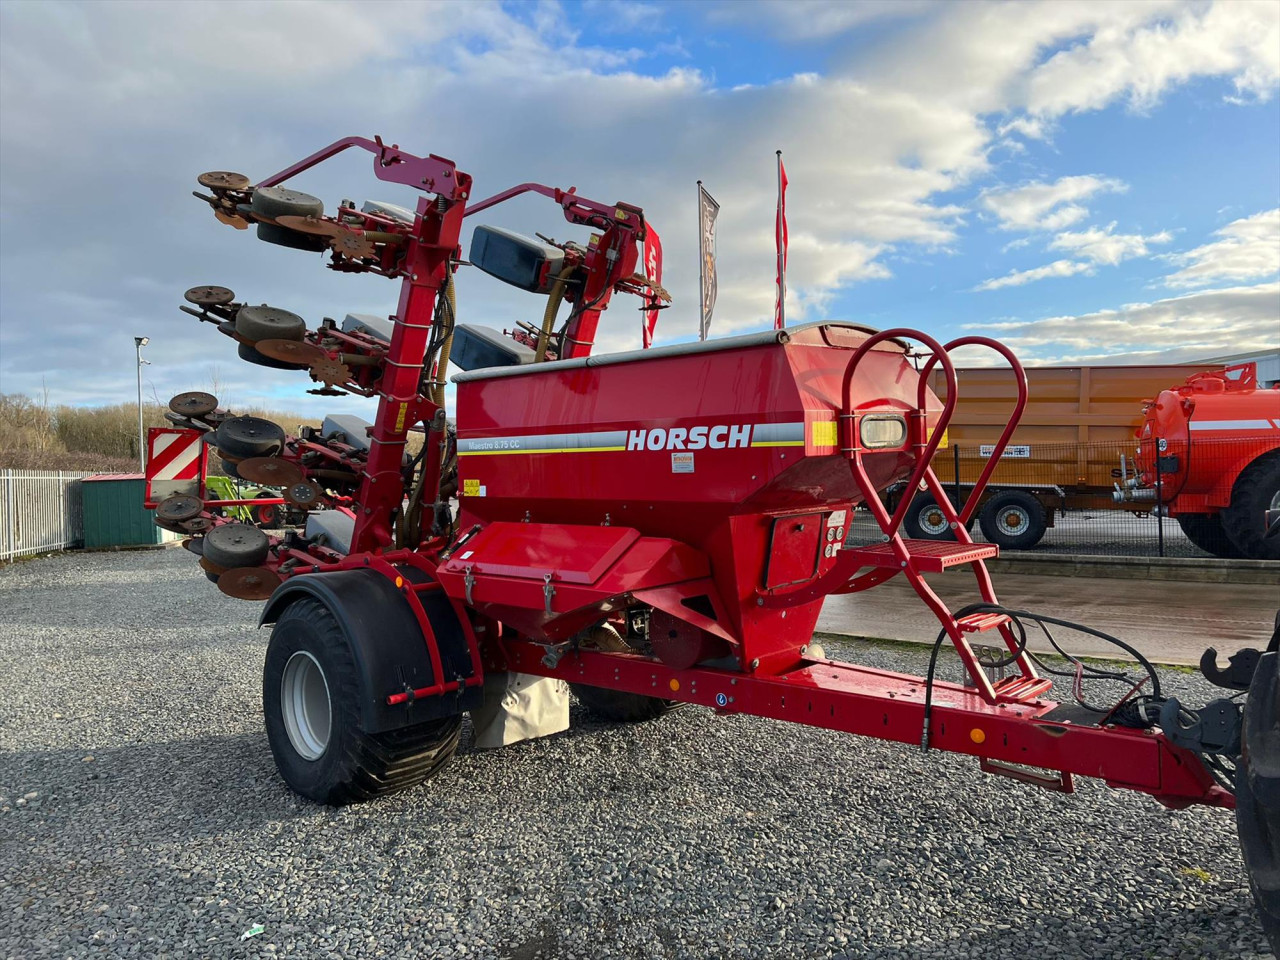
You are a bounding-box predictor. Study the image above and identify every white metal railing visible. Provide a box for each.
[0,470,91,562]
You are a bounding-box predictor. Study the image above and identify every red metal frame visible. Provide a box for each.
[171,135,1235,814]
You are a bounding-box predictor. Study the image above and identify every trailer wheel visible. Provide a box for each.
[1222,453,1280,562]
[978,490,1047,550]
[263,597,462,805]
[569,623,674,723]
[1175,513,1245,559]
[903,493,972,541]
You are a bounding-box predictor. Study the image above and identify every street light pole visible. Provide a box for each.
[134,336,150,472]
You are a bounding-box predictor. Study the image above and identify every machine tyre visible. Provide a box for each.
[263,597,462,804]
[252,185,324,221]
[255,222,329,251]
[978,490,1047,550]
[1237,625,1280,953]
[569,622,675,723]
[1176,513,1245,559]
[235,304,306,343]
[571,684,674,723]
[202,522,270,569]
[903,492,971,541]
[1222,453,1280,561]
[252,187,327,252]
[214,416,286,460]
[238,341,309,370]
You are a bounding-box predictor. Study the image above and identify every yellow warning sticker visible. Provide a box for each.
[394,402,408,432]
[462,478,480,497]
[810,421,838,448]
[934,428,949,449]
[615,207,629,221]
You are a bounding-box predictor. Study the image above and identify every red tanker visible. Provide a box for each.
[1117,364,1280,559]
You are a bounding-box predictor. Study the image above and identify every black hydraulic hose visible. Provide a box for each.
[920,602,1164,752]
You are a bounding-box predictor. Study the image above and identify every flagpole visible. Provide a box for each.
[697,180,707,341]
[776,150,785,329]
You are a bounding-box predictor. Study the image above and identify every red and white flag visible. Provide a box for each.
[775,152,789,330]
[642,222,663,349]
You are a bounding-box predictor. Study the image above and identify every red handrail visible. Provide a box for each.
[841,329,959,537]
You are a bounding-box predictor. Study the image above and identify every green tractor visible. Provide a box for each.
[204,475,300,529]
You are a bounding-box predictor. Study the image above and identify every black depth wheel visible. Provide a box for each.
[1176,513,1245,559]
[569,624,674,723]
[252,187,327,252]
[1222,453,1280,561]
[255,222,329,252]
[237,341,309,370]
[263,597,462,804]
[978,490,1047,550]
[235,304,306,343]
[214,416,286,460]
[202,522,270,569]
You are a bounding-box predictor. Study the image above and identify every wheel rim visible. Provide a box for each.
[1269,489,1280,512]
[281,651,332,761]
[919,505,950,536]
[996,506,1030,537]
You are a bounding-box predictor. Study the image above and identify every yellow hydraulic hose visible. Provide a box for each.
[431,270,457,406]
[536,263,576,362]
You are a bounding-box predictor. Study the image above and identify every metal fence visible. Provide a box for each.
[0,470,91,562]
[849,437,1275,559]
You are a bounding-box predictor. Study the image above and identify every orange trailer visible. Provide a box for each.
[887,363,1220,548]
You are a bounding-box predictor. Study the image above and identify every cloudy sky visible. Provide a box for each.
[1,0,1278,418]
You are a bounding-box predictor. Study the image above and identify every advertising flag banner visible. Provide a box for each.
[775,153,789,329]
[698,183,719,340]
[642,222,663,349]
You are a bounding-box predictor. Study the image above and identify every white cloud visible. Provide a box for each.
[979,175,1127,231]
[709,0,936,41]
[1048,222,1172,265]
[0,0,1275,414]
[1023,0,1280,118]
[969,282,1280,359]
[1163,208,1280,288]
[973,259,1093,291]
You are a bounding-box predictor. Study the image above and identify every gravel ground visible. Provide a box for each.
[0,548,1273,960]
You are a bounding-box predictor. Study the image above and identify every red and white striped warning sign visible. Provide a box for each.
[146,428,205,505]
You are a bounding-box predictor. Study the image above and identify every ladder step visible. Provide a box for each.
[957,612,1011,633]
[992,675,1054,703]
[845,539,999,574]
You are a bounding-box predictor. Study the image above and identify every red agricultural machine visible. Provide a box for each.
[148,136,1278,948]
[1115,364,1280,560]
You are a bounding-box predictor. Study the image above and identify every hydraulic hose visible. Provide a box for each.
[536,263,575,362]
[431,270,457,406]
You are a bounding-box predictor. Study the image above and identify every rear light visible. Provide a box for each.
[859,415,907,449]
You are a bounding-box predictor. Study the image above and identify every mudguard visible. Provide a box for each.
[260,569,481,733]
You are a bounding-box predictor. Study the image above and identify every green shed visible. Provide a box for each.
[81,474,179,549]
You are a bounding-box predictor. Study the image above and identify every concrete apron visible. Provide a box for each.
[817,567,1280,666]
[988,553,1280,585]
